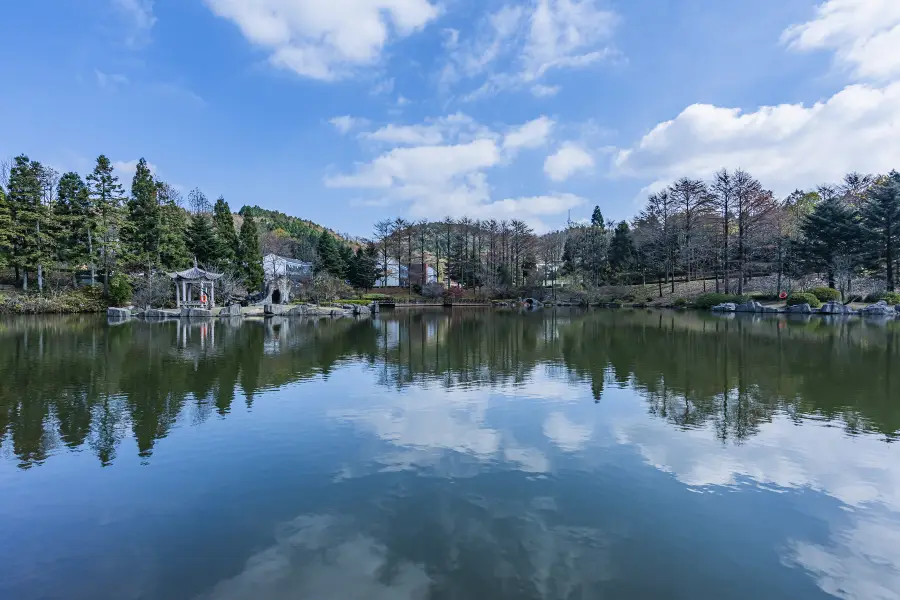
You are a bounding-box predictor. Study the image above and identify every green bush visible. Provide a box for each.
[787,292,821,308]
[336,298,372,305]
[107,273,133,306]
[881,292,900,305]
[0,286,107,314]
[810,287,841,302]
[693,293,748,309]
[672,298,688,307]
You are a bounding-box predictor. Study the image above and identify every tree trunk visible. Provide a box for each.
[88,229,96,286]
[22,270,28,291]
[37,264,43,293]
[887,226,895,292]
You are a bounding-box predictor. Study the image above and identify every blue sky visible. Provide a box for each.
[3,0,899,236]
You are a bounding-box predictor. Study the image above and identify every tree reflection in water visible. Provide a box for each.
[1,310,897,469]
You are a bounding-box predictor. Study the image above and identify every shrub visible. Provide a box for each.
[787,292,821,308]
[108,273,133,306]
[810,287,841,302]
[421,282,445,299]
[881,292,900,305]
[673,298,688,307]
[693,293,748,310]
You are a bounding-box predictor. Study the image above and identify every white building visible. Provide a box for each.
[374,259,437,288]
[263,254,313,282]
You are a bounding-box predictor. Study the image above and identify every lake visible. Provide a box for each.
[1,309,899,600]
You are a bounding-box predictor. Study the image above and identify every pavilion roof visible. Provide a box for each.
[168,266,223,281]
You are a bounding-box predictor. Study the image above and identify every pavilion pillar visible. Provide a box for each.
[210,282,215,308]
[175,281,181,307]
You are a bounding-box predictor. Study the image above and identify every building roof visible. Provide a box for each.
[168,266,223,281]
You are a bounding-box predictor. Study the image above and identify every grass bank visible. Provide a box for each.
[0,287,108,314]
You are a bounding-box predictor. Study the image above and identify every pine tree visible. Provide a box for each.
[86,155,125,295]
[861,171,900,291]
[186,213,219,267]
[55,172,94,280]
[315,231,344,277]
[591,206,605,228]
[238,212,264,291]
[212,196,240,270]
[609,221,636,279]
[122,158,161,276]
[338,244,354,279]
[157,182,191,269]
[7,156,47,290]
[0,185,13,270]
[349,245,378,289]
[797,196,864,289]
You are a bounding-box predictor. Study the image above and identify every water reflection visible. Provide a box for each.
[2,310,897,469]
[2,310,899,600]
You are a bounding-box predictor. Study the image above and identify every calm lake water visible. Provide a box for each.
[1,309,899,600]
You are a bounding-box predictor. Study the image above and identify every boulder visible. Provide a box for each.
[180,307,212,318]
[353,304,371,316]
[289,304,308,316]
[145,308,180,319]
[896,304,900,314]
[820,301,852,315]
[711,303,737,312]
[862,301,894,316]
[218,304,242,318]
[735,301,765,313]
[264,303,287,316]
[787,303,814,314]
[762,306,783,314]
[107,307,131,320]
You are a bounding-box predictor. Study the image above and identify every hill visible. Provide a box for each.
[238,205,359,262]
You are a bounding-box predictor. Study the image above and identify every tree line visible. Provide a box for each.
[0,154,265,299]
[3,151,898,303]
[359,169,900,300]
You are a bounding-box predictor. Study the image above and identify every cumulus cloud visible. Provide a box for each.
[614,0,900,196]
[544,142,594,181]
[203,0,440,80]
[326,114,581,228]
[782,0,900,82]
[442,0,619,98]
[502,116,555,151]
[330,116,369,134]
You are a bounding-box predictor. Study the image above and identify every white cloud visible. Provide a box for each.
[531,83,560,97]
[782,0,900,82]
[503,116,555,151]
[203,0,440,80]
[329,116,368,134]
[360,124,445,146]
[443,0,618,98]
[544,142,594,181]
[543,412,593,452]
[614,0,900,196]
[326,114,580,227]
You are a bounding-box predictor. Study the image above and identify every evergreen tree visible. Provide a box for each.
[157,182,191,269]
[591,206,605,228]
[862,171,900,291]
[86,155,125,295]
[315,231,344,277]
[186,213,219,267]
[349,245,378,289]
[238,212,264,290]
[0,185,13,270]
[55,172,94,280]
[122,158,161,275]
[609,221,636,279]
[212,196,240,269]
[797,196,864,289]
[7,156,48,290]
[338,244,354,279]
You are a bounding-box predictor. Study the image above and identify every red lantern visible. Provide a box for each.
[779,291,788,300]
